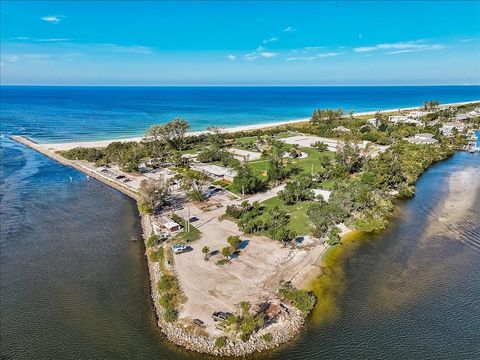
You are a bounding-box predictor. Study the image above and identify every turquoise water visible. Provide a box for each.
[1,87,479,359]
[1,85,479,142]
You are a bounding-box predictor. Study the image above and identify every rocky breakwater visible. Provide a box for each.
[141,214,310,356]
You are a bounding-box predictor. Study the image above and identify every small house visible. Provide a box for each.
[440,122,465,136]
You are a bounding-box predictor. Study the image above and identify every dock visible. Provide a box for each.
[10,136,140,200]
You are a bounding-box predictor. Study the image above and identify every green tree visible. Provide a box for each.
[231,158,265,195]
[227,235,242,250]
[221,246,232,261]
[264,140,289,184]
[145,118,190,151]
[326,227,341,245]
[178,169,208,202]
[278,173,314,204]
[202,246,210,261]
[139,177,171,210]
[335,141,366,174]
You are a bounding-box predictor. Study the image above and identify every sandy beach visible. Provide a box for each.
[40,100,479,151]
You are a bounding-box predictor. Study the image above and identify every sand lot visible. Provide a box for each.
[173,200,324,335]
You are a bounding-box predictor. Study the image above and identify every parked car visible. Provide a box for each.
[193,319,204,326]
[212,311,233,322]
[172,245,189,254]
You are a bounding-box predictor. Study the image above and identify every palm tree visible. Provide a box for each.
[202,246,210,261]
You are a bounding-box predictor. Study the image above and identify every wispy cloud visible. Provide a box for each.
[37,38,71,42]
[354,40,444,53]
[262,37,278,44]
[41,15,63,24]
[10,36,29,41]
[286,56,315,62]
[460,38,476,43]
[283,26,296,32]
[245,52,258,61]
[3,53,54,63]
[227,54,236,61]
[285,52,341,61]
[91,43,153,55]
[317,52,341,58]
[260,52,277,58]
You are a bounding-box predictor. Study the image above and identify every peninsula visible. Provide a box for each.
[12,100,480,356]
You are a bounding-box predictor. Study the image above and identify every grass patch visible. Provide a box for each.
[262,196,315,235]
[171,213,201,243]
[147,233,160,247]
[290,147,334,173]
[261,333,273,342]
[149,247,164,263]
[215,336,227,348]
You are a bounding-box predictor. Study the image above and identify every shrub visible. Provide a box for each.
[398,183,416,198]
[163,307,178,323]
[137,201,153,215]
[158,274,175,291]
[280,283,316,315]
[326,227,341,246]
[147,234,160,247]
[215,336,227,348]
[149,247,164,263]
[261,333,273,342]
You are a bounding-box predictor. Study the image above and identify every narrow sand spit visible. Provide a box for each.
[424,166,480,242]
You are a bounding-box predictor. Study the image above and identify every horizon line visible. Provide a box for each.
[1,83,480,87]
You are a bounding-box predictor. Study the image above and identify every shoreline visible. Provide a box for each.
[40,99,479,151]
[9,134,326,357]
[8,103,478,357]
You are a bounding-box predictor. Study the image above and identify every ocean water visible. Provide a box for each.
[1,85,479,143]
[1,87,480,359]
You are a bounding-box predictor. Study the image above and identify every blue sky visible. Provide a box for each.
[1,1,479,85]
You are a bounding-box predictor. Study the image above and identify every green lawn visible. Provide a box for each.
[248,147,334,178]
[290,148,334,173]
[262,196,315,235]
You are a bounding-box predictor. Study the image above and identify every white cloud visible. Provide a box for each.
[286,56,315,62]
[91,43,153,54]
[227,54,236,61]
[3,53,54,63]
[317,52,341,58]
[262,37,278,44]
[11,37,29,40]
[386,50,416,55]
[37,38,71,42]
[260,52,277,58]
[460,38,476,43]
[354,40,444,53]
[304,46,324,51]
[285,52,341,61]
[245,52,258,61]
[283,26,296,32]
[41,15,62,23]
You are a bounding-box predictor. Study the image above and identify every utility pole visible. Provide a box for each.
[186,203,190,233]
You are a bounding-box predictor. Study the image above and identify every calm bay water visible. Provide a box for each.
[1,87,479,359]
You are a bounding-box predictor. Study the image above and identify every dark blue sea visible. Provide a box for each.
[1,86,479,359]
[1,85,479,142]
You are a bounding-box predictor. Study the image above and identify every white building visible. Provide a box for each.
[388,115,422,126]
[440,122,465,136]
[408,110,430,119]
[333,126,351,133]
[367,118,380,127]
[191,163,237,182]
[313,189,332,202]
[406,133,439,145]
